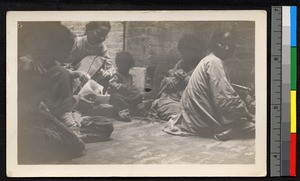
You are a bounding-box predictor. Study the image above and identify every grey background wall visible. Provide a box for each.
[61,21,124,63]
[62,21,255,95]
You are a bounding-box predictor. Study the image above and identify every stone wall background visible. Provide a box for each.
[61,21,124,62]
[62,21,255,96]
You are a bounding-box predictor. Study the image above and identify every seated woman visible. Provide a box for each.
[18,22,88,163]
[66,21,115,93]
[163,29,255,141]
[108,52,143,122]
[149,35,207,121]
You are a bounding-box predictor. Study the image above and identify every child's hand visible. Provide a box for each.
[100,69,111,78]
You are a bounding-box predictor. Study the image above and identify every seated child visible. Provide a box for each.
[108,52,143,122]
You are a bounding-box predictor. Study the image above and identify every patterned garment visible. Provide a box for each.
[67,36,111,70]
[66,35,115,92]
[164,53,252,136]
[71,56,106,92]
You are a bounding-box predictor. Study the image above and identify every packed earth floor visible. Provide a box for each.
[63,117,255,164]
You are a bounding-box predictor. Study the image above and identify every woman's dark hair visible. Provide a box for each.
[209,28,238,59]
[85,21,111,34]
[178,34,207,56]
[115,51,135,68]
[21,22,75,58]
[209,29,236,51]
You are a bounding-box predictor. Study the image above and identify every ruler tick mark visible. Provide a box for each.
[271,6,283,177]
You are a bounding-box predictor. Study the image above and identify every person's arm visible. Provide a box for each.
[109,73,135,94]
[102,59,115,78]
[108,74,123,92]
[66,38,82,68]
[100,45,115,78]
[167,69,176,77]
[159,60,183,90]
[66,69,90,83]
[206,58,252,121]
[166,60,182,77]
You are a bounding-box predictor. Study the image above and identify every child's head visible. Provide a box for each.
[85,21,111,46]
[22,22,75,63]
[177,34,207,64]
[115,52,135,74]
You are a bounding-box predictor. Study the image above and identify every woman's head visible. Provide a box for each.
[177,34,207,64]
[209,29,237,59]
[22,22,75,63]
[85,21,111,46]
[115,52,135,74]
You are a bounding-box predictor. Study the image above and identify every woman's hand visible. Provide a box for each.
[164,77,177,90]
[72,71,91,83]
[100,69,111,78]
[79,71,91,83]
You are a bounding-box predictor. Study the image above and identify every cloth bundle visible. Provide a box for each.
[80,116,114,143]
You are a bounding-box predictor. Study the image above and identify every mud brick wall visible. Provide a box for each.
[124,21,255,96]
[62,21,255,95]
[226,21,255,86]
[61,21,124,62]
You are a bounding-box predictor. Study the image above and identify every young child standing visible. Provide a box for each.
[108,52,143,122]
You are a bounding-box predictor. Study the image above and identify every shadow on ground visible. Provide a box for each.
[62,117,255,164]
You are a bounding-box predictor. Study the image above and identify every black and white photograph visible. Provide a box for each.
[7,11,267,177]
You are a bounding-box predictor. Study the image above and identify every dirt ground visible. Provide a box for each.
[63,117,255,164]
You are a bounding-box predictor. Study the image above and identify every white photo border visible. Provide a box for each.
[6,10,267,177]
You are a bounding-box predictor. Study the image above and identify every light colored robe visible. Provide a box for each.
[67,35,113,74]
[164,53,251,136]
